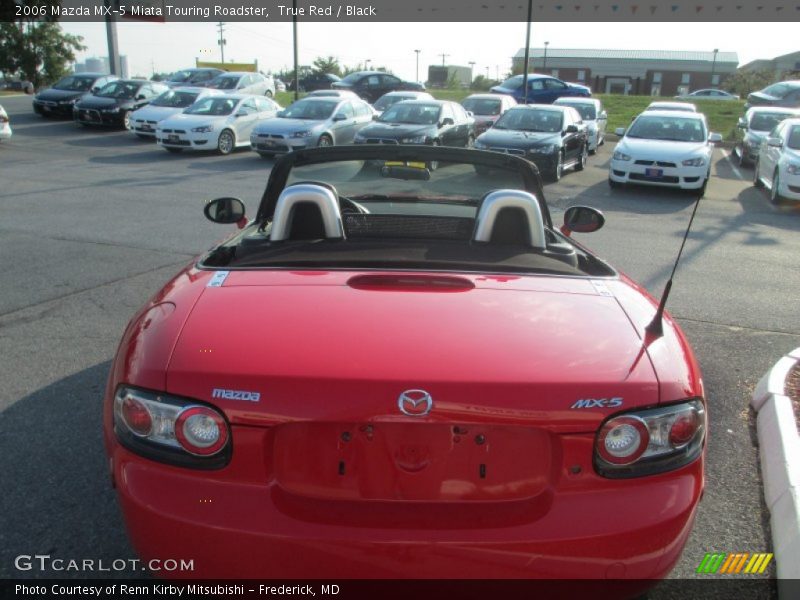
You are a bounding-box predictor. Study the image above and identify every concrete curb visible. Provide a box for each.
[750,348,800,589]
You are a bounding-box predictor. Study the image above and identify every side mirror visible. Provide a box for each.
[767,137,783,148]
[565,124,578,134]
[333,113,347,121]
[561,206,605,237]
[615,127,626,136]
[708,132,723,144]
[91,86,100,93]
[440,117,454,127]
[277,110,286,117]
[136,94,146,100]
[204,197,247,227]
[235,110,248,118]
[599,111,608,120]
[737,118,747,129]
[466,111,474,118]
[372,114,379,120]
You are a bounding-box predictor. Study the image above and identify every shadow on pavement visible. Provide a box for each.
[0,361,140,579]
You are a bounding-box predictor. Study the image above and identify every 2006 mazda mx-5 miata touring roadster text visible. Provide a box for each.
[103,145,706,589]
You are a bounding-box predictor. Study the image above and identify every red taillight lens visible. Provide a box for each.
[175,406,229,456]
[597,416,649,465]
[121,396,152,436]
[669,411,700,447]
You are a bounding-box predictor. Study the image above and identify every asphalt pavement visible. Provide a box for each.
[1,95,798,594]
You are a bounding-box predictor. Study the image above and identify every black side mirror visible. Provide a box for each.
[561,206,605,236]
[565,124,579,134]
[91,87,100,93]
[136,94,146,100]
[440,117,455,127]
[204,197,246,225]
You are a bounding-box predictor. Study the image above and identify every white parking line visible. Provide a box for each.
[725,148,745,181]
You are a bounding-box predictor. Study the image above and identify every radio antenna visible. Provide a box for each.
[645,192,703,337]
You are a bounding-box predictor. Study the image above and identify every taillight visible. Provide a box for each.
[594,399,706,478]
[113,386,231,469]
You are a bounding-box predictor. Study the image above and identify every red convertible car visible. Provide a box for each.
[103,146,706,586]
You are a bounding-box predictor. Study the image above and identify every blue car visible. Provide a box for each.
[490,74,591,104]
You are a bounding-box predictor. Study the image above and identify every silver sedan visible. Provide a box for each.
[250,96,374,157]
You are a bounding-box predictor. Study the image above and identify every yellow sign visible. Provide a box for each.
[195,60,258,73]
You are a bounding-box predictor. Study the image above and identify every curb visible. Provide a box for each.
[750,347,800,590]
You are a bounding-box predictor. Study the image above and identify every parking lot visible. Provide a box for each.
[0,93,799,591]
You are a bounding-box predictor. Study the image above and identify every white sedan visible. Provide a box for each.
[609,110,722,196]
[753,117,800,204]
[156,94,281,155]
[129,87,221,139]
[0,104,11,141]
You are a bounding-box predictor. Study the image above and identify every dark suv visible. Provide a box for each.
[332,71,425,103]
[289,73,341,92]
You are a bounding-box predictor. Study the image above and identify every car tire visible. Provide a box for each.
[691,176,708,198]
[548,151,563,182]
[217,129,235,155]
[753,159,763,188]
[122,110,131,130]
[265,90,273,98]
[770,170,784,204]
[317,134,333,148]
[738,145,749,167]
[165,147,183,154]
[608,177,622,189]
[575,144,588,171]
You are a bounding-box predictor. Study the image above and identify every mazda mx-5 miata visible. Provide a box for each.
[103,145,706,589]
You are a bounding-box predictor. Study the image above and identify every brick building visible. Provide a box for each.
[512,48,738,96]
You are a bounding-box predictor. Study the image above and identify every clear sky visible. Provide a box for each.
[61,21,800,81]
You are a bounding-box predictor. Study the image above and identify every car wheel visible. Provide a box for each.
[466,135,475,149]
[265,90,273,98]
[599,135,605,146]
[575,144,588,171]
[691,175,708,198]
[427,141,440,171]
[738,145,748,167]
[770,170,784,204]
[217,129,235,155]
[122,110,131,130]
[165,147,183,154]
[753,159,763,188]
[317,134,333,148]
[549,151,563,182]
[608,177,622,189]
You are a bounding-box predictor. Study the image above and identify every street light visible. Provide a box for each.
[543,41,550,71]
[710,48,719,88]
[468,61,475,84]
[414,49,421,83]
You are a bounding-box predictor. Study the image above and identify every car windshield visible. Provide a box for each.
[761,83,792,98]
[498,76,523,90]
[340,73,364,84]
[184,97,238,116]
[281,100,337,120]
[168,70,196,83]
[200,149,615,277]
[788,125,800,150]
[750,112,795,132]
[209,76,239,90]
[95,81,140,99]
[54,76,95,91]
[646,104,695,112]
[461,98,502,116]
[374,95,413,111]
[493,108,563,132]
[379,103,440,125]
[627,115,706,142]
[557,103,596,120]
[151,90,200,108]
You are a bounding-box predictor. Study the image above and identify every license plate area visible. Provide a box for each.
[168,134,179,142]
[273,422,551,502]
[645,167,663,178]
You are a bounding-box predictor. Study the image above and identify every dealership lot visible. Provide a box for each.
[0,94,798,589]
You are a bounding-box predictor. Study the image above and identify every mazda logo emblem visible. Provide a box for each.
[398,389,433,417]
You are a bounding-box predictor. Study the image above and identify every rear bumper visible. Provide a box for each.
[109,429,703,580]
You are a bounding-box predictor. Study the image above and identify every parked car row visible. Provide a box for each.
[0,104,11,142]
[752,117,800,204]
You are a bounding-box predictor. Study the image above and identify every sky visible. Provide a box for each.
[60,21,800,82]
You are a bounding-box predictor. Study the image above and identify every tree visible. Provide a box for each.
[312,56,342,77]
[0,20,85,90]
[721,68,776,98]
[470,75,494,91]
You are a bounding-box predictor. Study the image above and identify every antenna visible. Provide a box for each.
[645,192,703,337]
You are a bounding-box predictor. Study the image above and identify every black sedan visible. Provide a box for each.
[474,105,588,182]
[33,73,118,118]
[289,72,341,92]
[331,71,424,103]
[73,80,169,128]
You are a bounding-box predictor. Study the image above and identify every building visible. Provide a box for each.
[740,51,800,78]
[427,65,472,88]
[72,56,129,78]
[512,48,738,96]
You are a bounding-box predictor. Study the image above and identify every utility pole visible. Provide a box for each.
[543,41,550,71]
[414,49,421,83]
[439,53,449,67]
[216,22,226,64]
[104,0,121,76]
[468,61,475,84]
[522,0,532,103]
[292,0,298,101]
[710,48,719,88]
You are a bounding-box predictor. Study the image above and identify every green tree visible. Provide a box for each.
[0,20,85,90]
[470,75,493,91]
[312,56,342,77]
[721,68,776,98]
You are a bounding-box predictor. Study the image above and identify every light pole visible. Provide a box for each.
[543,41,549,72]
[414,49,421,83]
[710,48,719,88]
[216,22,226,64]
[522,0,532,103]
[468,61,475,85]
